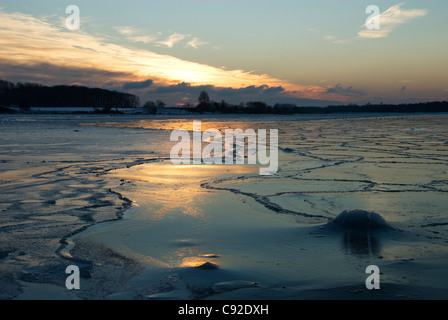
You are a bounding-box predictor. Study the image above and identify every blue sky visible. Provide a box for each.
[1,0,447,106]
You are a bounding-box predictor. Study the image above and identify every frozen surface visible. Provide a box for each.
[1,113,448,300]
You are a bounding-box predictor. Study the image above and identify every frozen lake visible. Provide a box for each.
[0,113,447,299]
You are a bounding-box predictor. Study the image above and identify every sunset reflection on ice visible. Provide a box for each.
[110,162,258,219]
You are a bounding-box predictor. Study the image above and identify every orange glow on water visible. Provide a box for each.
[180,256,218,268]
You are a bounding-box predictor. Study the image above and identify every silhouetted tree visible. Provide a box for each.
[194,91,211,113]
[156,100,166,109]
[198,91,210,105]
[143,101,158,114]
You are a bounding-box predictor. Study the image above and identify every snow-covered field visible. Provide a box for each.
[1,113,447,300]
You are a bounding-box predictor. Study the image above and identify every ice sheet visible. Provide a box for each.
[1,113,447,300]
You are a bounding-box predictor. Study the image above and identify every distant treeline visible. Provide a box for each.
[300,102,448,114]
[2,81,448,115]
[183,99,448,115]
[0,80,139,111]
[175,91,448,115]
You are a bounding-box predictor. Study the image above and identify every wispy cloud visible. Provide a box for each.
[187,37,207,49]
[122,79,153,90]
[115,26,157,44]
[156,32,188,48]
[308,28,347,44]
[358,3,427,39]
[115,26,135,36]
[116,27,206,48]
[306,27,319,33]
[325,84,366,97]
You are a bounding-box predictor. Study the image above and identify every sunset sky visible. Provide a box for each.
[1,0,447,106]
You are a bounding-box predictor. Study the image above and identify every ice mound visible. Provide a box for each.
[323,210,395,255]
[196,262,219,270]
[328,209,392,230]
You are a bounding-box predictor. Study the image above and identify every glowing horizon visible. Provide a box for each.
[0,1,447,106]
